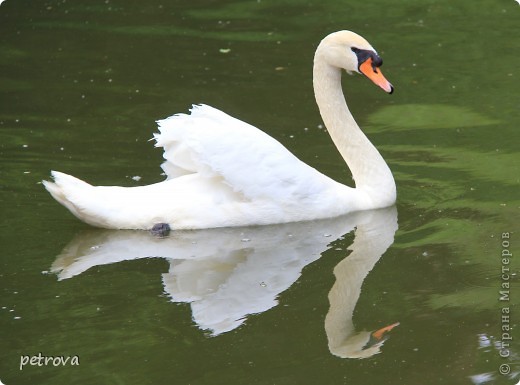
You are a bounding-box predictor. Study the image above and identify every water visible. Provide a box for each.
[1,0,518,384]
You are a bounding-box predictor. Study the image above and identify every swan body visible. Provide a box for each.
[44,30,396,230]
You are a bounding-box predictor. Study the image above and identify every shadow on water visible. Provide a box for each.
[51,206,399,359]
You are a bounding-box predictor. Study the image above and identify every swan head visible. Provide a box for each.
[329,322,400,359]
[316,30,393,94]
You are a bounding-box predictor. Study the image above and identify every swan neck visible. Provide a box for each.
[312,53,396,208]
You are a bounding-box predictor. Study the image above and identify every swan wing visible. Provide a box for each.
[154,104,338,203]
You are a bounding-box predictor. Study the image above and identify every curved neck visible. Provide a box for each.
[312,53,396,208]
[324,207,398,358]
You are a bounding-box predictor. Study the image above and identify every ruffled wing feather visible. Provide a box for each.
[154,104,338,203]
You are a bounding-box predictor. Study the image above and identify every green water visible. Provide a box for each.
[1,0,518,384]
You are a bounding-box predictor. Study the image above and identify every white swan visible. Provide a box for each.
[43,30,396,230]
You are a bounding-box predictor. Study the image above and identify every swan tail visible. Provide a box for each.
[43,171,104,227]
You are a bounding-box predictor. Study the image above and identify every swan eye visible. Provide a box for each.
[351,47,369,64]
[351,47,383,72]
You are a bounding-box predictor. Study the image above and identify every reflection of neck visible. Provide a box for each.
[324,208,397,358]
[313,54,396,208]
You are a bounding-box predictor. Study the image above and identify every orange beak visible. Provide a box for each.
[359,57,394,94]
[371,322,400,340]
[362,322,400,351]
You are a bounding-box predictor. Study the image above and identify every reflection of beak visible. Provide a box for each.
[372,322,400,340]
[363,322,400,350]
[359,57,394,94]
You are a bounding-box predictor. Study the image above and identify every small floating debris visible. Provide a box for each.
[219,48,231,54]
[478,334,491,348]
[131,175,142,181]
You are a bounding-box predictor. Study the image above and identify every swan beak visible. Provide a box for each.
[362,322,400,350]
[360,58,394,94]
[371,322,400,340]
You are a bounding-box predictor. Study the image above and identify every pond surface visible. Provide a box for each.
[1,0,519,384]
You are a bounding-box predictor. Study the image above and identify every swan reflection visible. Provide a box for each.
[51,206,398,358]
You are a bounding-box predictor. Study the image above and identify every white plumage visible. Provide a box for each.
[44,30,396,230]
